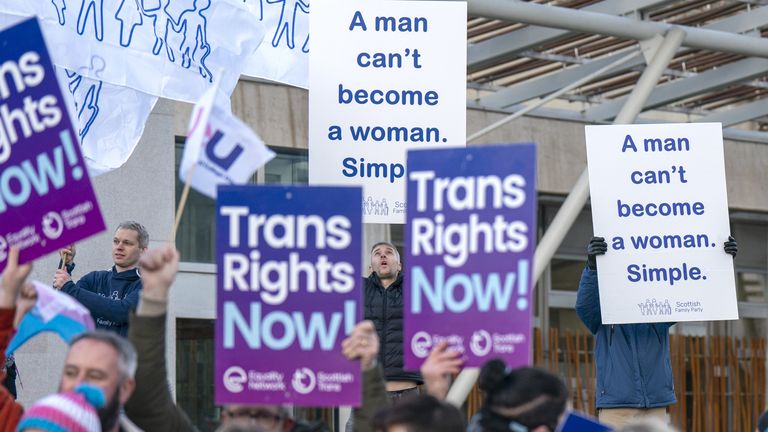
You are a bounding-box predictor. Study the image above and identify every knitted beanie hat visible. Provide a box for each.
[17,384,105,432]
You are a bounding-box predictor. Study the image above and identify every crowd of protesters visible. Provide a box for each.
[0,223,764,432]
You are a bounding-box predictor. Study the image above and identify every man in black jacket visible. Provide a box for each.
[363,242,422,398]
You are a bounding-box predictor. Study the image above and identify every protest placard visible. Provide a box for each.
[586,123,737,323]
[0,18,105,272]
[309,0,467,224]
[215,185,362,406]
[404,144,537,369]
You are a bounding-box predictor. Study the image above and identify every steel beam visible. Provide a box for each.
[586,57,768,121]
[476,5,768,109]
[468,0,768,58]
[697,98,768,127]
[468,0,674,70]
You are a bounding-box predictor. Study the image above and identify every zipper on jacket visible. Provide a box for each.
[382,287,389,369]
[633,328,649,407]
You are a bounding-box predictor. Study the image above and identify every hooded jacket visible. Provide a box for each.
[363,272,422,384]
[576,267,676,409]
[62,266,142,336]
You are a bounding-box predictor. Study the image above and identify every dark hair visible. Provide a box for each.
[476,360,568,431]
[370,241,401,261]
[372,394,465,432]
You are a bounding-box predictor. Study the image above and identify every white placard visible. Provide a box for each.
[585,123,737,324]
[309,0,467,224]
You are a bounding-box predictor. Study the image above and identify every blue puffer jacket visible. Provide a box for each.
[576,267,676,408]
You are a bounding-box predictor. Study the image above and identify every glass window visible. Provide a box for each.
[264,150,308,184]
[176,319,217,432]
[175,141,216,263]
[175,143,308,263]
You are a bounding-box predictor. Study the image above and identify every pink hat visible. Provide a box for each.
[17,384,105,432]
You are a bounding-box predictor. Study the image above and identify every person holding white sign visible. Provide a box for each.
[576,235,738,428]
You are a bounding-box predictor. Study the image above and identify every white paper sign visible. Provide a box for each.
[309,0,467,224]
[585,123,737,324]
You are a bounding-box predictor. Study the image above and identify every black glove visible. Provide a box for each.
[724,235,737,258]
[587,236,607,271]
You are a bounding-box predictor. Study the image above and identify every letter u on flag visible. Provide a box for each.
[180,85,276,198]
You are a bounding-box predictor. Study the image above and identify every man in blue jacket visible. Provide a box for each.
[52,221,149,336]
[576,235,737,428]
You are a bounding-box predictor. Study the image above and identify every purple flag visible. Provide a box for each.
[405,144,537,369]
[215,185,362,406]
[0,18,105,272]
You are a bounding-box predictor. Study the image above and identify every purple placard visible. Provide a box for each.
[0,18,105,272]
[404,144,537,369]
[215,185,362,406]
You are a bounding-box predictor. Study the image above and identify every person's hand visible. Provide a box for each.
[13,282,37,328]
[0,247,32,308]
[587,236,607,271]
[139,245,179,302]
[59,244,76,266]
[420,341,463,400]
[342,320,379,371]
[53,269,72,290]
[724,235,738,258]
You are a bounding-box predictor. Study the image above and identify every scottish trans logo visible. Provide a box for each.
[638,298,672,316]
[291,367,316,394]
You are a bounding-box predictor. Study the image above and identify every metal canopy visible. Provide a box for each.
[467,0,768,135]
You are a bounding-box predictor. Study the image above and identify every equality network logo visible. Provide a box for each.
[637,298,672,316]
[411,331,433,358]
[223,365,248,393]
[291,367,316,394]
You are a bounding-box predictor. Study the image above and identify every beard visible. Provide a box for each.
[98,386,121,431]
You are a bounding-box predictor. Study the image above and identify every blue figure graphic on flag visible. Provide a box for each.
[77,0,104,41]
[268,0,309,53]
[66,69,103,142]
[115,0,144,47]
[51,0,68,25]
[140,0,177,62]
[175,0,213,81]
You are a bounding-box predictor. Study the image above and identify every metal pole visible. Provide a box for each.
[467,50,642,143]
[445,27,687,408]
[468,0,768,59]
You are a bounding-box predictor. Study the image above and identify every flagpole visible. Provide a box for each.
[169,164,197,245]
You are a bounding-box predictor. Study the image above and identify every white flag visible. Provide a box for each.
[242,0,309,88]
[180,86,275,198]
[57,68,158,176]
[0,0,265,102]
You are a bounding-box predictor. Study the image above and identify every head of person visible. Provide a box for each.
[60,331,137,432]
[757,410,768,432]
[369,242,401,281]
[18,384,105,432]
[471,361,568,432]
[372,394,465,432]
[219,405,293,432]
[112,221,149,271]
